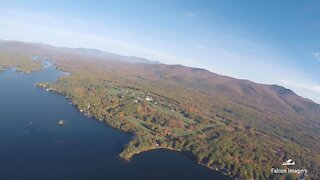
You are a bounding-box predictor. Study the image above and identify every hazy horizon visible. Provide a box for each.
[0,0,319,103]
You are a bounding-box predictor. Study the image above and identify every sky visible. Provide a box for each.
[0,0,320,103]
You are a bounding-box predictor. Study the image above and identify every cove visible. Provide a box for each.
[0,64,230,180]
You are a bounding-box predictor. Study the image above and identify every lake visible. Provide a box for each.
[0,64,230,180]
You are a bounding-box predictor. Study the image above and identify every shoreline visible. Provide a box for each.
[31,60,231,179]
[122,145,230,178]
[38,84,230,178]
[4,60,232,179]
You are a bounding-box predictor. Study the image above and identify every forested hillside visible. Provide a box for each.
[1,41,319,179]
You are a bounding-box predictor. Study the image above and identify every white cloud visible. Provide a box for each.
[281,80,320,93]
[281,80,320,103]
[313,52,320,61]
[185,12,195,17]
[195,44,205,49]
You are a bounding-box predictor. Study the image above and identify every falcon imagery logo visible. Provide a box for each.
[271,159,308,179]
[282,159,295,166]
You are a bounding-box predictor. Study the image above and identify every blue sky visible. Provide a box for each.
[0,0,320,103]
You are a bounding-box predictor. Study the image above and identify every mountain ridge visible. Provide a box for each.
[1,39,318,105]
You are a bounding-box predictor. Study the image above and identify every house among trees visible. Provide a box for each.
[145,96,153,101]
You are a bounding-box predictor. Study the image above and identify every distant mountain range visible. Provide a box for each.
[0,40,160,64]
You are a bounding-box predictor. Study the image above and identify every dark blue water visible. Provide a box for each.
[0,65,230,180]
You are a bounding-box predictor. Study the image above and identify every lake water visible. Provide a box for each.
[0,64,230,180]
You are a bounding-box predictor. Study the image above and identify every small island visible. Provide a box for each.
[58,119,64,125]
